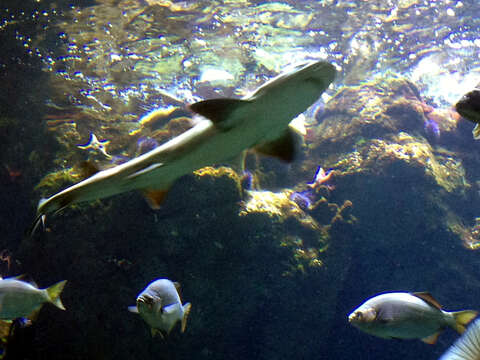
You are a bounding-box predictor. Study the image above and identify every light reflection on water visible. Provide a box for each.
[2,0,480,160]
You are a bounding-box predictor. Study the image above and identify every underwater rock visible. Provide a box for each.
[329,133,468,194]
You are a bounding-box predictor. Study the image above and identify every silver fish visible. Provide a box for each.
[31,61,336,230]
[0,277,66,320]
[439,318,480,360]
[128,278,191,337]
[348,292,477,344]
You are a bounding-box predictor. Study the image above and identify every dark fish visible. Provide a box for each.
[455,84,480,139]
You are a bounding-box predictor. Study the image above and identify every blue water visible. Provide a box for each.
[1,0,480,359]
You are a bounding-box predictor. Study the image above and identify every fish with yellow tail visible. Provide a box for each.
[0,276,66,320]
[30,60,336,233]
[128,278,191,338]
[348,292,477,344]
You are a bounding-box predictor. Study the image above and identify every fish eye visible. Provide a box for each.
[138,295,154,306]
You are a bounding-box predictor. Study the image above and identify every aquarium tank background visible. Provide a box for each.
[1,0,480,359]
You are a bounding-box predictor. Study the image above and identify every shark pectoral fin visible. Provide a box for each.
[188,98,250,130]
[181,302,192,333]
[142,188,169,209]
[255,128,299,163]
[421,332,441,344]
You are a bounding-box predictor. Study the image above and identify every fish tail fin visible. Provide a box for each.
[46,280,67,310]
[181,302,192,333]
[452,310,478,334]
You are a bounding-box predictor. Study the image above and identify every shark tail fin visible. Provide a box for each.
[451,310,479,334]
[181,302,192,333]
[45,280,67,310]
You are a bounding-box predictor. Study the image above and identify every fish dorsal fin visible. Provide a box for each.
[421,331,440,344]
[255,128,298,163]
[173,281,183,299]
[142,188,169,209]
[188,98,250,130]
[181,302,192,333]
[11,274,27,281]
[6,274,37,288]
[412,292,442,310]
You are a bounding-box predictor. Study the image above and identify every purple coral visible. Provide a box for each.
[290,190,315,210]
[424,118,440,138]
[136,137,159,155]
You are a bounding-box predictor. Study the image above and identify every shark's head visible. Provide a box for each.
[285,60,337,92]
[37,195,71,216]
[247,60,336,106]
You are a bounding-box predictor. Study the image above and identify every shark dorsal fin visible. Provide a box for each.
[188,98,250,130]
[412,292,442,310]
[255,128,298,163]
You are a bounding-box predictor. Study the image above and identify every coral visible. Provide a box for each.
[34,167,80,194]
[193,166,243,196]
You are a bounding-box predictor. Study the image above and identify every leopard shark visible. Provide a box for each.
[32,60,336,231]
